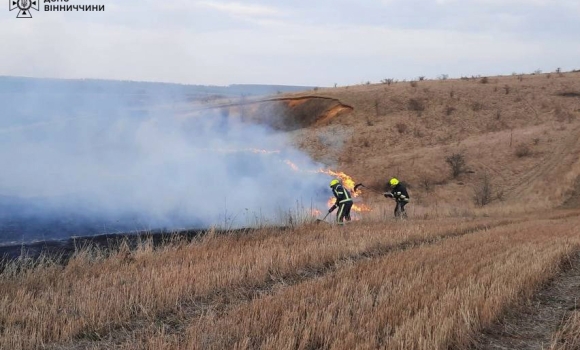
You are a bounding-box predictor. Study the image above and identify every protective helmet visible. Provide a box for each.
[329,179,340,187]
[389,178,399,186]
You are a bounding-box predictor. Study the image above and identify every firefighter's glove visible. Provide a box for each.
[383,192,394,199]
[328,205,337,213]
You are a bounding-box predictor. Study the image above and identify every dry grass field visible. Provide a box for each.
[2,71,580,349]
[287,71,580,209]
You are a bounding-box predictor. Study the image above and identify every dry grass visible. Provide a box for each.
[0,216,521,349]
[1,210,578,349]
[551,311,580,349]
[286,72,580,209]
[110,215,580,349]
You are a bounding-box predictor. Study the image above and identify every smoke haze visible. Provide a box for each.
[0,78,330,245]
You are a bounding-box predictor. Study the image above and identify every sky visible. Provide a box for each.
[1,0,580,86]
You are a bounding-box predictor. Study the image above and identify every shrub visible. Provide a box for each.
[515,144,531,158]
[445,153,468,178]
[419,176,433,192]
[471,102,484,112]
[473,173,493,206]
[445,106,456,116]
[395,122,408,134]
[407,98,425,112]
[480,77,489,84]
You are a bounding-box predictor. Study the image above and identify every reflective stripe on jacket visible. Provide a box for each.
[391,183,410,203]
[332,184,353,206]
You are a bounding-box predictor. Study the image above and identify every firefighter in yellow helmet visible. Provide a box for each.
[328,179,353,225]
[384,177,410,218]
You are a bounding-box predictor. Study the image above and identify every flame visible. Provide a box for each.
[318,169,356,192]
[194,148,281,154]
[193,148,372,217]
[317,169,371,213]
[282,161,372,214]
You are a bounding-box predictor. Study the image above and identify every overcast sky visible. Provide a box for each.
[1,0,579,86]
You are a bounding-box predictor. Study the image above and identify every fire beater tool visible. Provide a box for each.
[315,211,331,224]
[354,183,382,195]
[354,183,396,200]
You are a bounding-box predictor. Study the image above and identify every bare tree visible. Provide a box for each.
[445,153,467,178]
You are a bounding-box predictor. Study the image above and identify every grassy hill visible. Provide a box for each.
[281,72,580,215]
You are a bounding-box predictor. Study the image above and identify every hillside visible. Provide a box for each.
[276,72,580,214]
[181,71,580,217]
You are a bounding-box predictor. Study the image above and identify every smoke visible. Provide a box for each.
[0,79,331,244]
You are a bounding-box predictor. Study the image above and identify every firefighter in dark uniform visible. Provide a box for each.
[328,179,353,225]
[384,177,410,218]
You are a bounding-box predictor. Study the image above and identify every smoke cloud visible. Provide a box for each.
[0,79,331,245]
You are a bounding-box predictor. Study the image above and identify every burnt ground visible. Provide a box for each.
[472,251,580,350]
[0,229,204,272]
[0,226,269,270]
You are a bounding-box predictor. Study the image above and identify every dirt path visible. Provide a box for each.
[472,251,580,350]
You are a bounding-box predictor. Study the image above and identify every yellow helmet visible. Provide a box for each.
[329,179,340,187]
[389,178,399,186]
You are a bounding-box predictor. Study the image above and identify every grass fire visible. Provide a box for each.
[2,67,580,350]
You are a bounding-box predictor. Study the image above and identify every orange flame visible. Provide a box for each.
[283,161,371,214]
[194,148,281,154]
[202,151,373,216]
[318,169,371,212]
[318,169,356,192]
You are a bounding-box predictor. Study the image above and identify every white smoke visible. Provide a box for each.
[0,80,331,242]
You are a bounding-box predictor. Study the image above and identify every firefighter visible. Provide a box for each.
[328,179,353,225]
[384,177,410,218]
